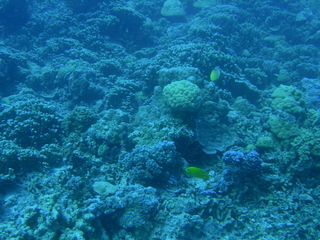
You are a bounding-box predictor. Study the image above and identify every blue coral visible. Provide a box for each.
[222,150,263,174]
[120,141,182,186]
[216,151,264,194]
[0,97,62,149]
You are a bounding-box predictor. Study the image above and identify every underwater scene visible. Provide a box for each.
[0,0,320,239]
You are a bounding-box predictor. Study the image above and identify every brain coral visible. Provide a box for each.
[163,80,200,111]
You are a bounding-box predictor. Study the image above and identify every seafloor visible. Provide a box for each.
[0,0,320,239]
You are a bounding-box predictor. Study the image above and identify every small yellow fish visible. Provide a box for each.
[185,167,209,180]
[210,68,221,82]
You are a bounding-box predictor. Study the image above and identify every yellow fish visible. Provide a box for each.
[185,167,209,180]
[210,68,221,82]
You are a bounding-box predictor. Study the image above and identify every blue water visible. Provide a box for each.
[0,0,319,239]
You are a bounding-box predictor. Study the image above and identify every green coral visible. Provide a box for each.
[63,106,98,133]
[267,115,300,139]
[292,129,320,161]
[271,84,304,115]
[193,0,217,8]
[256,136,275,149]
[161,0,185,17]
[276,69,291,84]
[163,80,201,112]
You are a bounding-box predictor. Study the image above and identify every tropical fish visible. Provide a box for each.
[185,166,209,180]
[210,68,221,82]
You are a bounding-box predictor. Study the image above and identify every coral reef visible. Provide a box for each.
[0,0,320,239]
